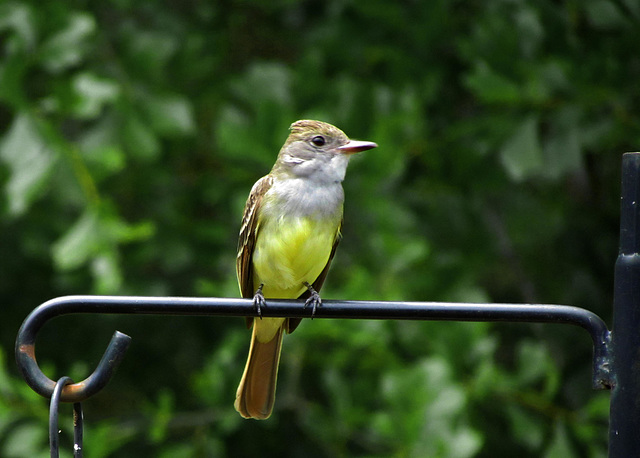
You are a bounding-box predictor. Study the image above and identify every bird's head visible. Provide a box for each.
[274,120,377,183]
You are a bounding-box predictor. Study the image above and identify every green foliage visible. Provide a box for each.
[1,0,635,455]
[0,348,49,457]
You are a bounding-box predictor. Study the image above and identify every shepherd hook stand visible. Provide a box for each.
[15,152,640,457]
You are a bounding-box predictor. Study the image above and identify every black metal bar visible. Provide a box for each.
[73,401,83,458]
[50,376,73,458]
[609,152,640,456]
[16,294,612,405]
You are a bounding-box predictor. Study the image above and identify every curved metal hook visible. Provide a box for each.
[15,297,131,403]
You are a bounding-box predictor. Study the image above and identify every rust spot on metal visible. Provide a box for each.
[63,383,86,395]
[60,381,90,402]
[18,344,36,359]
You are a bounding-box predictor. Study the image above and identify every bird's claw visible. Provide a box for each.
[303,282,322,318]
[253,284,266,319]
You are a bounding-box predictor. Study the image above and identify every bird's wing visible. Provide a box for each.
[237,175,273,301]
[309,219,342,294]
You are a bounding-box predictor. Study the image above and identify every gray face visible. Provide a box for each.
[275,121,351,183]
[279,139,352,183]
[272,120,376,183]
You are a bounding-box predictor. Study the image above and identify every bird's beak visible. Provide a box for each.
[338,140,378,154]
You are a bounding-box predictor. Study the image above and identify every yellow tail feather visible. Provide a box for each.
[234,321,284,420]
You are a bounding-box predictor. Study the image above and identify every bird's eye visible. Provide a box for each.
[311,136,326,147]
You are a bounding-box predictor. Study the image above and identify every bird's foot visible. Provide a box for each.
[303,282,322,318]
[253,284,266,319]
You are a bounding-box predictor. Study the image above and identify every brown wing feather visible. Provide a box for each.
[286,220,343,334]
[309,220,342,293]
[237,175,273,327]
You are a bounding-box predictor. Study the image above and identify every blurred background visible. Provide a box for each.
[1,0,639,456]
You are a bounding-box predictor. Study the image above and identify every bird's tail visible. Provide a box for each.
[234,323,284,419]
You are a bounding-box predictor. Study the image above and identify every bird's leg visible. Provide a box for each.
[253,283,266,319]
[303,282,322,318]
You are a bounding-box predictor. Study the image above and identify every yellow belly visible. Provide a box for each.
[249,215,338,342]
[252,215,337,299]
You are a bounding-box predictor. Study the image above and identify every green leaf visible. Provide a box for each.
[376,358,482,457]
[39,12,96,73]
[0,52,28,107]
[584,0,628,29]
[542,108,583,179]
[0,2,37,51]
[499,116,543,181]
[142,93,195,137]
[544,422,578,458]
[516,340,550,384]
[84,421,136,458]
[51,209,100,270]
[106,216,156,244]
[79,115,126,174]
[124,29,179,74]
[506,404,545,450]
[0,114,57,215]
[91,251,123,294]
[72,72,120,119]
[148,390,175,443]
[51,205,151,292]
[515,6,544,57]
[121,111,161,160]
[464,61,521,104]
[3,423,48,458]
[230,62,292,107]
[216,105,271,165]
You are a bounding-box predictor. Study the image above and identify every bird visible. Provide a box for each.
[234,119,377,419]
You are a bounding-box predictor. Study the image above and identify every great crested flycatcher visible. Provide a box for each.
[234,120,377,419]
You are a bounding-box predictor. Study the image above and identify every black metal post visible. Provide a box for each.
[609,152,640,456]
